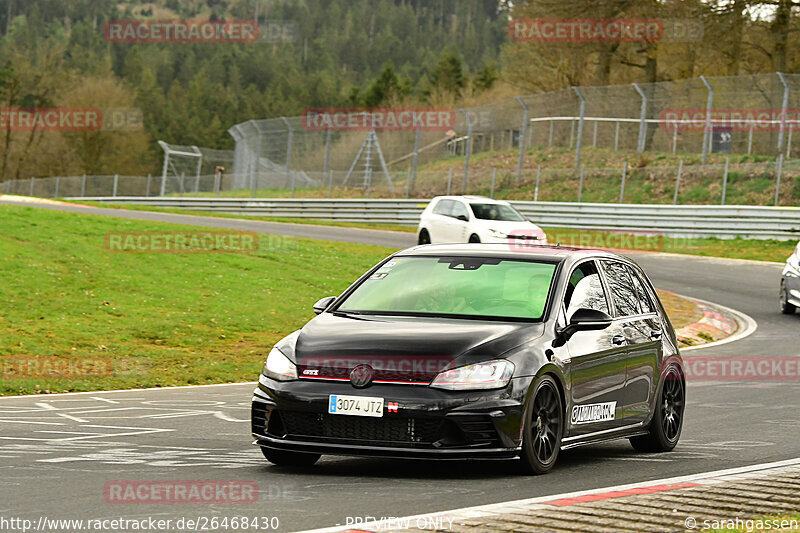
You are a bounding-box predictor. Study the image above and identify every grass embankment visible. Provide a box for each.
[1,204,706,395]
[166,146,800,205]
[0,204,393,395]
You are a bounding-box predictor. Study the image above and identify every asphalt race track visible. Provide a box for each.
[1,201,798,532]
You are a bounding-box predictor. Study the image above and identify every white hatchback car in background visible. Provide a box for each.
[417,196,548,245]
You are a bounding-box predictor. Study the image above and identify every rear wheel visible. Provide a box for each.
[260,447,320,467]
[780,282,796,315]
[418,229,431,245]
[520,375,563,475]
[468,234,481,243]
[630,366,684,453]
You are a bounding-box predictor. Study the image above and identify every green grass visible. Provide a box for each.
[0,204,393,395]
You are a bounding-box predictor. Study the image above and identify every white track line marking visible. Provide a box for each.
[0,381,257,400]
[56,413,88,423]
[299,457,800,533]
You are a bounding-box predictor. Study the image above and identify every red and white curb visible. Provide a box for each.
[299,457,800,533]
[678,295,758,352]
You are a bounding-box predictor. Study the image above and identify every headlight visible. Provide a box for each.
[261,347,297,381]
[430,360,514,390]
[488,229,508,239]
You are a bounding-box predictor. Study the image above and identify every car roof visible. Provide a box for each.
[431,195,510,205]
[395,243,631,265]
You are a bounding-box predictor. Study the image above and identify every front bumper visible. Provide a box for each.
[251,374,531,460]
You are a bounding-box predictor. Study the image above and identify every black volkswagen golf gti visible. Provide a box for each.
[252,245,685,474]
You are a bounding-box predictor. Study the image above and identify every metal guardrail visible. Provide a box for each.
[71,196,800,240]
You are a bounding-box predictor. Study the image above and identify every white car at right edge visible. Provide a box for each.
[417,196,547,246]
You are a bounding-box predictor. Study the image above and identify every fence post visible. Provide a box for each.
[459,109,474,192]
[412,124,421,186]
[577,164,585,202]
[446,168,453,196]
[673,160,683,205]
[700,76,713,164]
[632,83,648,153]
[490,167,496,198]
[193,170,200,193]
[29,177,34,196]
[146,173,151,197]
[572,87,586,169]
[775,153,784,206]
[323,128,332,178]
[569,119,575,148]
[747,124,754,155]
[159,148,169,196]
[614,121,620,151]
[620,161,627,203]
[548,119,554,147]
[515,97,529,186]
[113,174,119,197]
[179,172,185,197]
[787,124,793,158]
[405,167,411,199]
[281,117,294,198]
[81,174,86,197]
[54,176,60,198]
[534,165,541,202]
[672,126,678,154]
[5,179,10,194]
[721,157,729,205]
[777,72,790,156]
[592,121,598,148]
[328,170,334,198]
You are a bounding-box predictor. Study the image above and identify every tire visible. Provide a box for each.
[520,375,563,475]
[780,282,796,315]
[418,229,431,245]
[260,447,321,467]
[630,366,684,453]
[468,234,481,243]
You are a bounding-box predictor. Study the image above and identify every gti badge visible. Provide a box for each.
[349,364,373,388]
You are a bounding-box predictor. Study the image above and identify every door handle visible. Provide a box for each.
[612,335,626,346]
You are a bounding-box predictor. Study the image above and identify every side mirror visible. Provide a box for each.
[313,296,336,315]
[555,308,613,346]
[455,214,468,222]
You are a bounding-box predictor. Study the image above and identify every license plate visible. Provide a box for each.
[328,394,384,418]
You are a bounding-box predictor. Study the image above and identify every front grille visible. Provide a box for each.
[251,402,268,436]
[277,411,442,445]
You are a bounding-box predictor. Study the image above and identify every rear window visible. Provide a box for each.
[337,256,557,321]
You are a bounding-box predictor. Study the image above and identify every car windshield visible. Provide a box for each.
[470,203,526,222]
[336,256,557,321]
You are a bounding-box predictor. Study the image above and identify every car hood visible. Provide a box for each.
[292,312,544,383]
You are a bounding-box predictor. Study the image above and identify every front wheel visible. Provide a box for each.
[260,447,320,467]
[468,234,481,243]
[780,282,796,315]
[630,366,684,453]
[520,375,563,475]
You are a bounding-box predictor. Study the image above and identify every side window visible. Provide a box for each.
[564,261,610,319]
[432,199,453,216]
[601,261,641,317]
[450,201,469,220]
[628,266,656,314]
